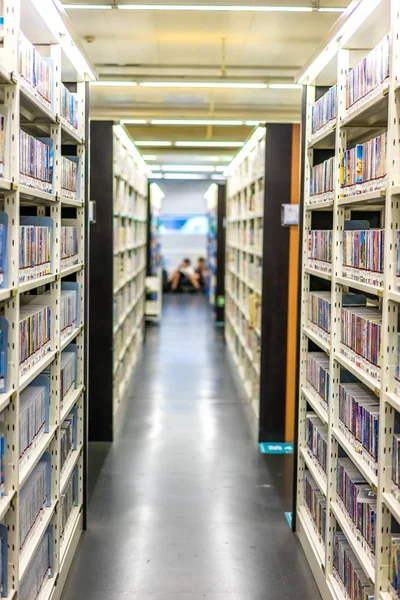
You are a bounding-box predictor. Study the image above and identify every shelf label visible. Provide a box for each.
[259,442,294,454]
[284,512,292,528]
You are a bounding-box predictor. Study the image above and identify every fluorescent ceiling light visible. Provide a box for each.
[118,4,344,12]
[91,81,137,86]
[162,165,215,172]
[143,155,158,160]
[269,83,302,90]
[140,81,267,89]
[211,174,227,180]
[135,141,173,146]
[150,119,244,125]
[215,166,227,172]
[63,3,113,7]
[150,166,162,171]
[245,121,261,126]
[150,173,164,179]
[121,118,148,123]
[175,141,244,148]
[163,173,208,180]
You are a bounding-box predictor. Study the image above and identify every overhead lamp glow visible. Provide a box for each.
[162,165,215,172]
[91,81,137,86]
[63,3,113,7]
[224,127,265,176]
[269,83,302,90]
[121,118,148,124]
[150,119,244,125]
[163,173,208,180]
[118,4,344,12]
[211,174,227,180]
[143,155,158,160]
[175,141,244,148]
[215,166,227,172]
[150,166,162,171]
[140,81,267,89]
[149,173,164,179]
[135,141,173,147]
[114,125,152,176]
[245,121,261,126]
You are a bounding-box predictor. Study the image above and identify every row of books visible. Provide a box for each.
[20,528,52,600]
[19,458,48,549]
[337,457,376,553]
[306,352,330,404]
[20,298,51,377]
[19,222,52,282]
[20,379,47,463]
[0,320,7,393]
[61,224,79,270]
[341,305,382,370]
[390,535,400,596]
[306,413,328,473]
[392,433,400,490]
[338,382,379,462]
[19,31,52,109]
[308,230,332,266]
[343,229,384,279]
[61,84,79,130]
[310,157,335,196]
[61,349,76,405]
[309,291,331,334]
[346,33,390,110]
[311,85,337,134]
[60,411,75,471]
[60,287,78,339]
[20,130,53,193]
[333,531,374,600]
[0,112,5,180]
[60,469,77,537]
[304,471,326,543]
[61,156,78,200]
[340,132,387,194]
[0,525,6,597]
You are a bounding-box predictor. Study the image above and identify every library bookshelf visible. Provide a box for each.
[145,182,164,321]
[205,183,218,309]
[90,122,149,441]
[0,1,95,599]
[295,1,400,599]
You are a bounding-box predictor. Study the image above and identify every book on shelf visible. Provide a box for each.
[310,157,335,196]
[61,221,79,270]
[20,526,53,600]
[19,295,52,379]
[390,535,400,597]
[19,31,53,110]
[311,84,337,134]
[342,223,384,286]
[60,282,80,341]
[61,156,79,201]
[0,317,8,393]
[60,84,79,130]
[341,305,381,378]
[346,33,390,110]
[19,217,53,282]
[60,466,78,538]
[19,454,51,549]
[0,524,7,597]
[19,375,50,465]
[19,131,54,193]
[308,230,332,272]
[60,406,77,471]
[306,352,330,405]
[61,345,77,408]
[306,413,328,474]
[303,470,326,543]
[340,132,387,196]
[333,531,374,600]
[0,212,8,289]
[0,106,8,180]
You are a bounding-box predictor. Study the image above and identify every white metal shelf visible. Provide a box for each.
[19,502,57,582]
[19,351,57,393]
[300,446,327,495]
[304,266,332,281]
[60,445,83,493]
[335,275,383,296]
[19,185,58,204]
[340,85,389,128]
[61,384,84,424]
[333,351,380,394]
[302,325,330,354]
[19,80,57,123]
[297,505,326,568]
[337,189,386,207]
[301,385,328,425]
[19,425,57,487]
[19,273,57,293]
[332,425,378,487]
[60,117,84,145]
[60,326,82,352]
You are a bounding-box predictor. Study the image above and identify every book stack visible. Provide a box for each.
[61,225,79,271]
[309,291,331,339]
[19,298,51,378]
[60,412,75,470]
[337,458,376,555]
[310,157,335,197]
[308,230,332,273]
[19,529,52,600]
[341,306,382,380]
[306,352,330,404]
[19,31,52,109]
[311,85,337,134]
[340,132,387,196]
[60,287,78,339]
[19,131,53,193]
[61,157,78,201]
[60,84,79,130]
[60,470,76,537]
[306,413,328,473]
[338,382,379,467]
[19,460,48,549]
[390,535,400,597]
[19,220,52,282]
[60,350,76,406]
[0,319,7,392]
[346,34,391,110]
[304,471,326,543]
[19,380,47,463]
[333,531,374,600]
[0,111,5,179]
[342,229,384,286]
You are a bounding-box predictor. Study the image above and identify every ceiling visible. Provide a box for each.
[62,0,350,177]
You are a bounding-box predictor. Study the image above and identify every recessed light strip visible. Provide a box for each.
[64,3,345,13]
[136,141,244,148]
[92,81,302,89]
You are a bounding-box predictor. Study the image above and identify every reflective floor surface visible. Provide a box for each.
[61,294,321,600]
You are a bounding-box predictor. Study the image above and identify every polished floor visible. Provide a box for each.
[62,295,321,600]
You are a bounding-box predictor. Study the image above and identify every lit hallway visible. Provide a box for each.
[61,295,321,600]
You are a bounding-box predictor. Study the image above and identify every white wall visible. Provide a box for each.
[156,179,210,272]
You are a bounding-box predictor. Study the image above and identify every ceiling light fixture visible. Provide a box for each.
[135,141,173,147]
[162,165,216,172]
[91,81,137,86]
[163,173,209,180]
[63,3,113,7]
[63,2,345,10]
[120,118,148,123]
[149,173,164,179]
[245,121,261,126]
[150,166,162,171]
[143,155,158,160]
[140,81,267,89]
[268,83,302,89]
[175,141,244,148]
[150,119,244,126]
[211,174,227,180]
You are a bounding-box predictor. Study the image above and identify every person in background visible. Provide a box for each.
[195,257,208,290]
[169,258,200,291]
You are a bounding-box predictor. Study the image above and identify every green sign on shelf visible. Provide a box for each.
[217,295,225,307]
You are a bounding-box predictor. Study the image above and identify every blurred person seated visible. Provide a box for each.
[169,258,200,291]
[195,257,208,290]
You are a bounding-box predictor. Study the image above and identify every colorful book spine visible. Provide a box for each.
[60,83,79,129]
[311,84,337,134]
[341,305,382,369]
[346,33,391,109]
[19,383,46,460]
[60,412,75,471]
[19,31,52,108]
[342,229,384,281]
[339,382,379,461]
[19,302,51,374]
[19,460,48,549]
[0,324,7,393]
[19,528,52,600]
[60,350,76,404]
[308,230,332,266]
[340,132,387,195]
[309,291,331,334]
[60,288,77,338]
[19,225,52,282]
[310,157,335,196]
[306,414,328,473]
[390,535,400,596]
[333,531,374,600]
[306,352,330,404]
[19,130,53,193]
[60,225,79,270]
[60,470,76,537]
[337,457,377,553]
[304,471,326,542]
[61,156,78,199]
[0,113,5,179]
